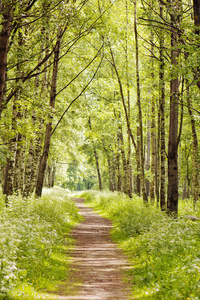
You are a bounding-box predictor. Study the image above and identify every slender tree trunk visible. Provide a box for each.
[136,126,141,196]
[109,47,137,151]
[186,80,199,208]
[35,38,61,197]
[149,14,156,203]
[193,0,200,88]
[146,117,150,197]
[30,119,44,193]
[155,136,160,206]
[23,138,35,196]
[0,2,13,115]
[102,139,114,191]
[3,99,18,199]
[50,162,56,187]
[159,3,166,210]
[134,0,148,203]
[167,1,180,214]
[150,78,156,203]
[3,136,16,201]
[94,149,102,190]
[193,0,200,32]
[88,117,102,190]
[125,0,132,198]
[118,125,131,197]
[12,19,26,194]
[116,131,123,192]
[13,132,26,192]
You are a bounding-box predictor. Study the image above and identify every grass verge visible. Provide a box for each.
[77,190,200,300]
[0,187,81,299]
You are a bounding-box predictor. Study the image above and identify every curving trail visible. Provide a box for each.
[56,198,132,300]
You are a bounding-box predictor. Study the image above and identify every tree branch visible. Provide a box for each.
[51,54,104,137]
[56,44,104,97]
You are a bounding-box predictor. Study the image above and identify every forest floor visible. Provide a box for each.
[52,198,133,300]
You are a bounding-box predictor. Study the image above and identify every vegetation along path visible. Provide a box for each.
[58,197,132,300]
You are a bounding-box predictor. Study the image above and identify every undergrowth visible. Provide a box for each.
[77,190,200,300]
[0,187,80,300]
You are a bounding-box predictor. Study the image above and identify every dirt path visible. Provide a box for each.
[57,198,132,300]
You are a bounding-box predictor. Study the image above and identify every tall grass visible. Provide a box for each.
[78,190,200,300]
[0,187,80,300]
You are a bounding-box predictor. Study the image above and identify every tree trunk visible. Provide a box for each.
[3,136,16,201]
[149,27,156,203]
[186,81,199,207]
[23,139,35,196]
[159,3,166,210]
[13,132,26,192]
[136,126,141,196]
[134,0,148,203]
[167,2,180,214]
[30,119,44,193]
[35,38,61,197]
[94,147,102,190]
[88,117,102,190]
[0,2,13,115]
[118,125,132,197]
[102,139,113,191]
[50,162,56,187]
[3,99,18,199]
[146,117,150,197]
[116,131,123,192]
[193,0,200,88]
[150,88,156,203]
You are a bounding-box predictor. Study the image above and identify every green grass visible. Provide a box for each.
[0,187,81,299]
[77,190,200,300]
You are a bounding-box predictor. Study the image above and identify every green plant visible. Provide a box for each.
[0,187,81,299]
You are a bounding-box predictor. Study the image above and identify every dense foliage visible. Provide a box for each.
[0,0,200,213]
[79,190,200,299]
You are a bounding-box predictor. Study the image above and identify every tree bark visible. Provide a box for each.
[88,117,102,190]
[150,74,156,203]
[3,98,18,199]
[134,0,148,203]
[35,38,61,197]
[159,4,166,210]
[13,132,26,193]
[23,139,35,197]
[0,2,13,115]
[146,117,150,197]
[167,1,180,214]
[186,80,199,207]
[118,125,132,197]
[116,130,123,192]
[193,0,200,88]
[30,118,44,193]
[102,139,115,191]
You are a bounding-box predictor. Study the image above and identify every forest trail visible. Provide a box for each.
[57,198,132,300]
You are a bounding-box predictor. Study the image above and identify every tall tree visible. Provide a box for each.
[134,0,148,203]
[0,1,13,115]
[159,3,166,210]
[167,0,181,214]
[35,35,61,197]
[88,116,102,190]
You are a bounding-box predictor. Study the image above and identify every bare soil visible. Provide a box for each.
[57,198,132,300]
